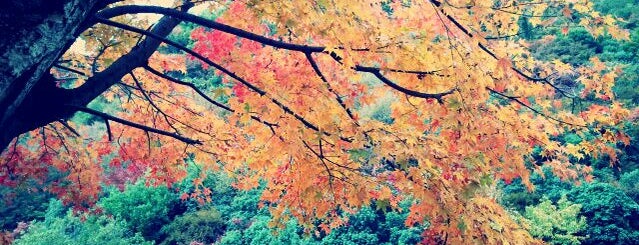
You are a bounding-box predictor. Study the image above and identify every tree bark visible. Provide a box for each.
[0,1,184,151]
[0,0,101,150]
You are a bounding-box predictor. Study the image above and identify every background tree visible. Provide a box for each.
[0,0,634,243]
[523,195,586,245]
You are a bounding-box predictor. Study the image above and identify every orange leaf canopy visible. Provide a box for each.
[1,0,631,243]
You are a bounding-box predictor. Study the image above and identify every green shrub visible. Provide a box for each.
[568,182,639,244]
[13,199,150,245]
[320,202,424,245]
[620,170,639,203]
[0,184,52,230]
[160,208,226,245]
[524,196,586,244]
[218,215,313,245]
[98,180,184,241]
[501,167,572,212]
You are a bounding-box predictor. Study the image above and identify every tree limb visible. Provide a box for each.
[354,65,457,103]
[96,5,325,53]
[428,0,574,97]
[485,87,585,127]
[99,18,352,142]
[305,52,358,123]
[142,65,279,132]
[68,105,202,144]
[70,12,185,108]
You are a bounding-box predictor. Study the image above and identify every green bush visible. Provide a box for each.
[531,29,601,65]
[320,202,424,245]
[13,199,150,245]
[501,167,573,212]
[620,170,639,203]
[160,208,226,245]
[216,215,314,245]
[524,195,586,244]
[98,180,184,241]
[0,184,52,230]
[568,182,639,244]
[0,169,64,230]
[321,207,382,245]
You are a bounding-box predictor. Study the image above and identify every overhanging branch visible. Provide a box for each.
[98,18,352,142]
[305,53,358,123]
[96,5,325,53]
[485,87,585,127]
[142,65,279,132]
[70,13,184,107]
[355,65,457,103]
[68,105,202,144]
[97,7,456,105]
[428,0,574,98]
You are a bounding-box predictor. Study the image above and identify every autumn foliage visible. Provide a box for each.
[0,0,633,243]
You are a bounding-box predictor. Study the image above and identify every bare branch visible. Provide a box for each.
[52,64,87,77]
[429,0,573,97]
[142,65,279,131]
[302,139,335,191]
[70,13,185,108]
[129,72,182,134]
[105,118,113,141]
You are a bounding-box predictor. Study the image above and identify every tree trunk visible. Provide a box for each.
[0,1,186,151]
[0,0,101,150]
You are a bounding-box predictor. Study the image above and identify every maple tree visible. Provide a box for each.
[0,0,633,243]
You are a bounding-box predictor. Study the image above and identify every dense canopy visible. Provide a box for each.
[0,0,634,243]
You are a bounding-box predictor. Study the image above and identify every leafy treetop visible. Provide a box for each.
[0,0,632,243]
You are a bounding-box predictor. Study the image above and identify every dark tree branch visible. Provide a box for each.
[130,72,183,134]
[49,124,71,153]
[68,105,202,144]
[97,7,456,115]
[53,64,88,77]
[90,40,120,74]
[99,18,352,142]
[385,67,447,77]
[105,118,112,141]
[143,66,232,111]
[70,12,186,108]
[130,71,225,136]
[142,65,278,132]
[428,0,574,97]
[58,119,80,137]
[96,5,325,53]
[305,53,358,123]
[302,139,335,190]
[485,87,585,127]
[354,65,457,103]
